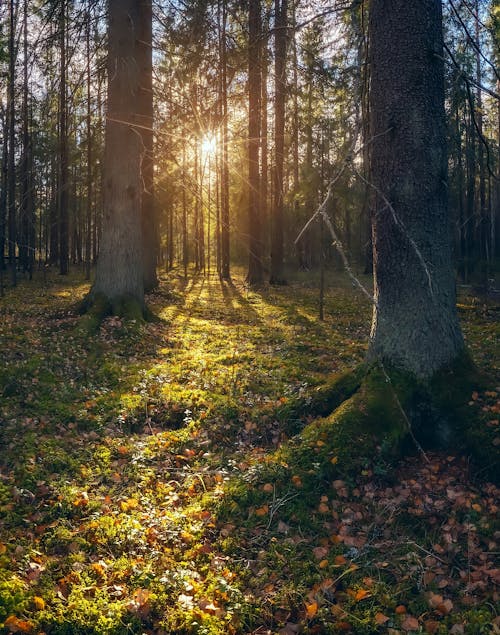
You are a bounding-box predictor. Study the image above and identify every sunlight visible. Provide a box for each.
[201,133,217,157]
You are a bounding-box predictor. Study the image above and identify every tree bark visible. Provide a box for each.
[137,0,158,291]
[7,0,17,286]
[368,0,463,379]
[58,0,69,275]
[270,0,287,285]
[89,0,145,312]
[246,0,264,285]
[219,0,230,280]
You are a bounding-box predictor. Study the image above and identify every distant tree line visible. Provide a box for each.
[0,0,498,294]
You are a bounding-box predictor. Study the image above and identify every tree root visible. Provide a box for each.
[77,292,152,334]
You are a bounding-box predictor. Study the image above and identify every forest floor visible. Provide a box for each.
[0,268,499,635]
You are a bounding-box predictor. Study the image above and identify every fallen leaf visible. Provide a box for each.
[401,615,419,631]
[33,596,45,610]
[375,612,389,625]
[354,589,370,601]
[305,600,318,618]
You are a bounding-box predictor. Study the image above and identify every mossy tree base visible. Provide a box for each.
[223,354,498,517]
[77,292,153,333]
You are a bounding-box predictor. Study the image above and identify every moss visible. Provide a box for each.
[429,350,499,481]
[279,365,410,485]
[78,292,149,333]
[110,294,145,323]
[77,292,111,334]
[0,573,29,626]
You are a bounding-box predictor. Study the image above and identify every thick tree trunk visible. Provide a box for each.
[89,0,144,312]
[368,0,463,379]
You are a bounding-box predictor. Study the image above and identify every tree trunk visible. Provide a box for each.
[88,0,145,314]
[85,4,93,281]
[219,0,230,280]
[7,0,17,286]
[368,0,463,379]
[270,0,287,285]
[246,0,264,285]
[137,0,158,291]
[58,0,69,275]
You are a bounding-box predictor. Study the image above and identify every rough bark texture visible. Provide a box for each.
[270,0,287,285]
[137,0,158,292]
[90,0,144,310]
[247,0,264,286]
[368,0,463,378]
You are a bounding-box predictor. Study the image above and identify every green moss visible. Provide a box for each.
[110,294,145,323]
[0,573,28,626]
[77,292,111,334]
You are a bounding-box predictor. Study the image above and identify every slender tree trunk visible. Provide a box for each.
[247,0,264,285]
[8,0,17,287]
[182,128,188,277]
[85,6,93,281]
[58,0,69,275]
[474,1,487,279]
[0,109,7,279]
[291,0,299,192]
[260,14,269,262]
[137,0,158,291]
[368,0,463,379]
[220,0,230,280]
[270,0,287,285]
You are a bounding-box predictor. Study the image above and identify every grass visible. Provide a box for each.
[0,266,498,635]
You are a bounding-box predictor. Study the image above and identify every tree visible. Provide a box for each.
[368,0,464,379]
[246,0,264,285]
[58,0,69,275]
[137,0,158,292]
[84,0,147,319]
[282,0,496,482]
[269,0,288,285]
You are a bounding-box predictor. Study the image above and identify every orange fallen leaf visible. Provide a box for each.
[255,505,269,517]
[319,559,329,569]
[395,604,407,614]
[374,612,389,625]
[5,616,33,633]
[334,555,347,565]
[305,600,318,618]
[354,588,371,601]
[33,596,45,610]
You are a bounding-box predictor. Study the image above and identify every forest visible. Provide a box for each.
[0,0,499,634]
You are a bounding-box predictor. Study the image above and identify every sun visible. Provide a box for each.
[201,134,217,156]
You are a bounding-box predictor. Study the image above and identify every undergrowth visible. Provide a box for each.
[0,267,498,634]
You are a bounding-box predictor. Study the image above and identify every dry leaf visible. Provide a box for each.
[33,596,45,610]
[401,615,419,631]
[375,612,389,625]
[305,600,318,618]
